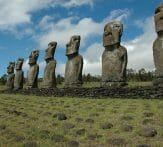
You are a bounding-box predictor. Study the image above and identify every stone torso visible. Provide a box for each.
[14,70,24,89]
[102,46,127,82]
[6,74,15,89]
[153,38,163,77]
[43,60,56,88]
[26,64,39,88]
[65,55,83,87]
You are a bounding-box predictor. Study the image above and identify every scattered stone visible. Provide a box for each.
[75,117,83,122]
[107,138,126,146]
[66,141,79,147]
[87,134,102,140]
[43,112,52,116]
[142,118,154,125]
[137,144,151,147]
[0,125,6,131]
[139,127,157,137]
[121,115,133,121]
[24,141,38,147]
[111,109,117,113]
[143,112,154,117]
[101,122,113,129]
[89,113,99,117]
[53,113,67,121]
[51,134,64,142]
[76,129,86,135]
[2,86,163,99]
[121,124,133,132]
[40,130,50,139]
[62,123,75,129]
[85,118,94,123]
[15,135,25,142]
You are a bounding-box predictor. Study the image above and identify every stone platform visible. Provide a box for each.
[0,86,163,99]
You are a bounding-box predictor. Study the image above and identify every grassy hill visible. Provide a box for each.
[0,93,162,147]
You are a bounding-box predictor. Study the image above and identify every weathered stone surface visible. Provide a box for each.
[76,128,86,135]
[107,138,126,146]
[102,21,128,87]
[53,113,67,120]
[66,141,79,147]
[14,58,24,90]
[138,127,157,137]
[25,50,39,88]
[2,86,163,99]
[6,62,15,89]
[153,4,163,87]
[121,124,133,132]
[51,134,64,142]
[42,42,57,88]
[101,122,113,129]
[65,35,83,88]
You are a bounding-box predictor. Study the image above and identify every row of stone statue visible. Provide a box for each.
[6,4,163,89]
[6,36,83,90]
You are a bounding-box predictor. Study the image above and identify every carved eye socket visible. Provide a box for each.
[113,24,120,29]
[160,16,163,20]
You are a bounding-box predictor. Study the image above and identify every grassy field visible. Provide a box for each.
[0,93,162,147]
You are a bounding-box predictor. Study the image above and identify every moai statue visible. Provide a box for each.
[42,42,57,88]
[14,58,24,90]
[153,4,163,87]
[26,50,39,88]
[6,62,15,89]
[102,21,128,87]
[65,35,83,87]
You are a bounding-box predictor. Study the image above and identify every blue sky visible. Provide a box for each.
[0,0,162,76]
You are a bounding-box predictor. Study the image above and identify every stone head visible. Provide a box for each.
[154,4,163,34]
[7,62,15,74]
[66,35,81,56]
[45,41,57,61]
[16,58,24,70]
[103,21,123,47]
[28,50,39,65]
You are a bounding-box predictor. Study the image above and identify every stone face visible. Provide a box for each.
[6,62,15,89]
[153,4,163,87]
[42,42,57,88]
[26,50,39,88]
[65,35,83,87]
[14,58,24,90]
[102,21,128,87]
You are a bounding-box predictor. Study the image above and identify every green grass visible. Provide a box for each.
[0,94,162,147]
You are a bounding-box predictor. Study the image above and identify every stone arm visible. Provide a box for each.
[21,71,24,86]
[35,65,39,81]
[32,65,39,87]
[50,60,56,81]
[121,49,128,80]
[77,55,83,82]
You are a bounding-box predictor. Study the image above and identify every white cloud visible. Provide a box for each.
[37,8,130,48]
[0,0,95,32]
[58,0,95,8]
[124,16,156,71]
[103,9,130,24]
[37,17,102,48]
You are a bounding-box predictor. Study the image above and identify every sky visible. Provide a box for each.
[0,0,162,77]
